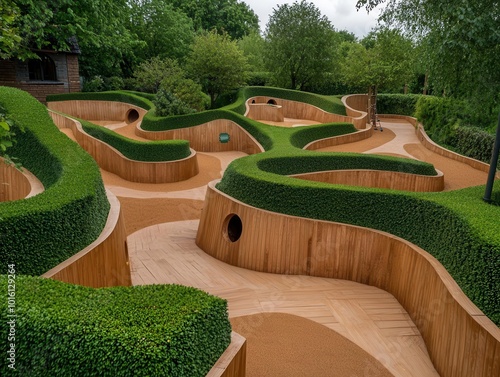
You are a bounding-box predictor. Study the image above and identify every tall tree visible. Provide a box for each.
[356,0,500,115]
[264,0,339,90]
[167,0,259,40]
[127,0,194,62]
[186,31,248,107]
[0,0,22,59]
[238,31,265,72]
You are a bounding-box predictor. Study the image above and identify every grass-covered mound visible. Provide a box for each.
[0,87,109,276]
[0,276,231,377]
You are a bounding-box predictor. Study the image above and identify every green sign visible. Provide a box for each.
[219,133,230,143]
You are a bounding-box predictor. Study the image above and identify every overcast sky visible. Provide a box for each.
[242,0,381,38]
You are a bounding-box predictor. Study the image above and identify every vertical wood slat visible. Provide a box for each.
[291,168,445,192]
[49,111,199,183]
[48,100,147,122]
[196,182,500,377]
[42,190,131,287]
[136,119,264,155]
[246,103,284,122]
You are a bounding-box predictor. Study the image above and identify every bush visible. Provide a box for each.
[0,276,231,377]
[452,126,496,164]
[133,57,185,93]
[154,90,196,117]
[0,87,109,276]
[376,94,421,116]
[246,72,271,86]
[82,75,105,92]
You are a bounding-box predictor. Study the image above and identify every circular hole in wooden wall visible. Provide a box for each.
[126,109,140,124]
[224,214,243,242]
[267,99,277,105]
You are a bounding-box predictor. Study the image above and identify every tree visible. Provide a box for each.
[186,31,248,107]
[356,0,500,119]
[127,0,194,62]
[238,31,266,72]
[167,0,259,40]
[341,27,414,125]
[133,57,185,94]
[0,0,22,59]
[264,0,339,90]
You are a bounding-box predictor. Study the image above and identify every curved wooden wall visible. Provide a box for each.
[48,100,147,123]
[303,126,373,150]
[246,96,367,129]
[206,332,246,377]
[136,119,264,154]
[291,168,444,192]
[0,160,31,201]
[342,94,369,129]
[49,111,199,183]
[42,189,131,287]
[246,103,284,122]
[196,182,500,377]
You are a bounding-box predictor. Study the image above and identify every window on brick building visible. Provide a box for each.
[28,54,57,81]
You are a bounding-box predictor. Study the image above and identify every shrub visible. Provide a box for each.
[154,90,196,117]
[0,87,109,276]
[376,94,421,116]
[133,57,184,93]
[0,276,231,377]
[452,126,496,164]
[82,75,105,92]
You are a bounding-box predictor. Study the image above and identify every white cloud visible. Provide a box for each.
[243,0,381,38]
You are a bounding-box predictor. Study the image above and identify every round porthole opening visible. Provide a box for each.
[224,214,242,242]
[126,109,140,124]
[267,99,277,105]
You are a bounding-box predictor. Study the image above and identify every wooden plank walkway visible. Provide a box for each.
[129,220,440,377]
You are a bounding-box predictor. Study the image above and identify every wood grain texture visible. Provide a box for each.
[246,103,284,122]
[342,94,370,129]
[246,96,367,129]
[196,182,500,377]
[291,168,444,192]
[304,126,373,150]
[0,160,31,201]
[206,332,246,377]
[49,110,199,183]
[42,189,131,287]
[136,119,264,155]
[48,100,147,123]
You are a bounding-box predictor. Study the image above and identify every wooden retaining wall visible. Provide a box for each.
[136,119,264,154]
[246,96,367,129]
[246,103,284,122]
[49,111,199,183]
[291,168,444,192]
[48,100,147,123]
[206,332,246,377]
[42,190,131,287]
[0,158,45,202]
[304,126,373,150]
[342,94,369,129]
[196,182,500,377]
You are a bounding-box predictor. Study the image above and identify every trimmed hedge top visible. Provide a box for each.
[0,275,231,377]
[0,87,109,276]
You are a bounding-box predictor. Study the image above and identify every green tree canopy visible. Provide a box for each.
[186,31,248,107]
[263,0,339,90]
[167,0,259,40]
[127,0,194,62]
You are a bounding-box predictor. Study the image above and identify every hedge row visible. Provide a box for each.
[47,90,154,110]
[0,276,231,377]
[80,119,191,161]
[289,122,357,149]
[216,154,500,325]
[376,94,421,116]
[0,87,110,276]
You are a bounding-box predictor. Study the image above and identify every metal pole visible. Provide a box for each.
[483,112,500,203]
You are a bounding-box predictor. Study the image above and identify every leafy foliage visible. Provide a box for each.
[0,87,109,276]
[0,276,231,377]
[264,0,339,90]
[376,94,421,116]
[153,90,196,117]
[186,31,249,107]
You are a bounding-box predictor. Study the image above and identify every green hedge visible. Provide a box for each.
[79,119,191,161]
[289,123,357,149]
[452,126,496,164]
[216,154,500,325]
[376,94,421,116]
[47,90,154,110]
[0,276,231,377]
[0,87,110,276]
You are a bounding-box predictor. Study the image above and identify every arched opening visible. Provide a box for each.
[267,99,277,105]
[28,54,57,81]
[223,214,243,242]
[126,109,140,124]
[251,99,256,104]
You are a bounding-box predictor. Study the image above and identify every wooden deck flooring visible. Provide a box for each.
[129,220,440,377]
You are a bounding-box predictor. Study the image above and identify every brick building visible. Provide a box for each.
[0,39,81,103]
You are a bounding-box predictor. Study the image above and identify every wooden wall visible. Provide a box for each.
[0,160,32,202]
[342,94,370,130]
[48,100,147,123]
[42,190,131,287]
[49,111,199,183]
[246,96,367,129]
[136,119,264,155]
[196,182,500,377]
[291,168,444,192]
[246,103,285,122]
[304,126,373,150]
[206,332,246,377]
